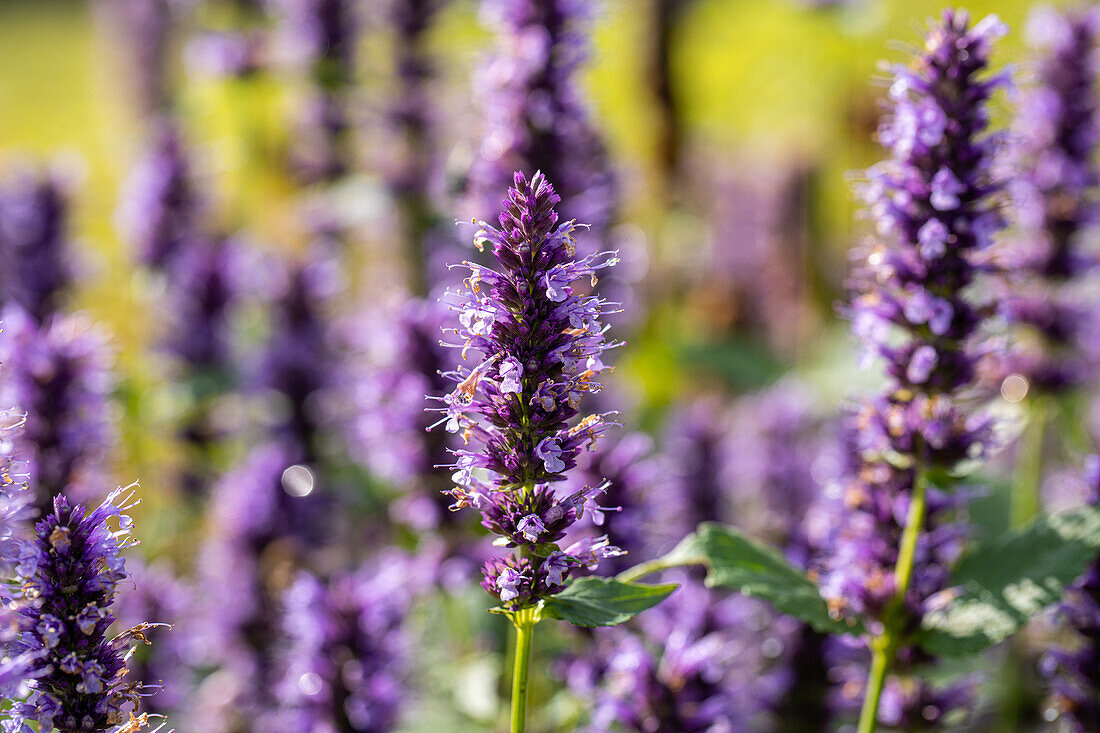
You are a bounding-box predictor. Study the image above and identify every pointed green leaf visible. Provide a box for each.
[693,522,859,635]
[919,505,1100,657]
[543,577,678,628]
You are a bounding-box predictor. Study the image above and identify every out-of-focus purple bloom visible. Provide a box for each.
[192,442,327,731]
[268,557,421,731]
[99,0,177,115]
[384,0,446,295]
[273,0,358,181]
[161,235,246,377]
[6,487,164,733]
[0,306,117,515]
[1040,456,1100,732]
[820,11,1009,728]
[994,6,1100,393]
[686,162,817,356]
[429,171,621,607]
[256,250,340,464]
[342,297,462,532]
[563,578,774,732]
[0,167,74,324]
[658,398,739,546]
[113,560,194,719]
[467,0,618,256]
[185,30,268,78]
[118,122,200,272]
[565,429,662,573]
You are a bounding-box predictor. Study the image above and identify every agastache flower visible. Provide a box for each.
[192,442,327,730]
[466,0,618,256]
[0,166,74,323]
[430,171,622,607]
[5,487,166,733]
[561,579,770,732]
[341,297,464,531]
[385,0,449,295]
[256,249,340,464]
[994,6,1100,393]
[0,306,117,515]
[100,0,175,116]
[820,10,1009,728]
[267,557,418,732]
[117,121,199,273]
[274,0,358,181]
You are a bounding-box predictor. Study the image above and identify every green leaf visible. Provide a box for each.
[543,577,677,628]
[919,505,1100,657]
[692,523,859,635]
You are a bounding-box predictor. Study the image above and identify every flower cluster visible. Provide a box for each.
[343,298,458,531]
[268,558,419,731]
[113,560,194,719]
[192,442,327,730]
[996,6,1100,393]
[829,8,1008,619]
[0,167,74,323]
[256,250,340,464]
[820,11,1010,727]
[386,0,446,296]
[103,0,175,116]
[467,0,617,254]
[0,306,117,515]
[160,236,246,380]
[5,487,162,733]
[563,579,770,732]
[1040,456,1100,732]
[118,121,200,273]
[431,171,622,608]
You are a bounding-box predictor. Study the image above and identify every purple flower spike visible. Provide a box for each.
[562,579,771,732]
[995,6,1100,393]
[430,171,622,607]
[256,250,340,464]
[6,486,165,733]
[0,306,117,515]
[0,166,74,324]
[268,557,419,732]
[821,10,1010,727]
[117,121,200,273]
[275,0,358,181]
[467,0,618,256]
[193,441,327,730]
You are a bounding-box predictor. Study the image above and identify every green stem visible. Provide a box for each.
[858,641,892,733]
[510,609,537,733]
[856,468,930,733]
[1010,399,1048,528]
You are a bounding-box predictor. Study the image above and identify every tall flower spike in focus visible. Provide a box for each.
[5,486,166,733]
[431,170,622,609]
[996,6,1100,394]
[824,11,1010,731]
